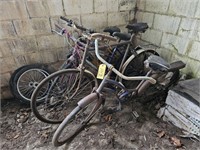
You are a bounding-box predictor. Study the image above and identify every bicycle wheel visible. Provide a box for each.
[138,70,180,103]
[11,64,53,104]
[31,69,98,124]
[52,93,101,147]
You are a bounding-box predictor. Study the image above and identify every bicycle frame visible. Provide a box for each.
[77,38,156,108]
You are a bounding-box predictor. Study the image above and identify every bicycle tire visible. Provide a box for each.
[138,70,180,103]
[52,93,101,147]
[10,64,53,104]
[31,69,98,124]
[9,65,27,92]
[122,50,158,89]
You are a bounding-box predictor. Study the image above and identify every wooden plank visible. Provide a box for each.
[166,90,200,122]
[158,106,200,136]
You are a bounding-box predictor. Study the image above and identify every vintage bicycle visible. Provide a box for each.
[31,16,160,124]
[52,33,186,146]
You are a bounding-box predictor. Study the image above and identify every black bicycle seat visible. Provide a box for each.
[103,26,121,36]
[113,32,131,41]
[126,23,148,33]
[144,55,170,72]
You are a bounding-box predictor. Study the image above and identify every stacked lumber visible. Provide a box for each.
[157,79,200,137]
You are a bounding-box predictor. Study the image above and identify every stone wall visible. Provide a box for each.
[136,0,200,78]
[0,0,136,99]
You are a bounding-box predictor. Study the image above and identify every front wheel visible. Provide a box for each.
[52,93,101,147]
[31,69,98,124]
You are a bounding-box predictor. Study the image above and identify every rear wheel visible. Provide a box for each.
[138,70,180,103]
[122,50,158,89]
[31,69,98,124]
[10,64,53,104]
[52,93,101,147]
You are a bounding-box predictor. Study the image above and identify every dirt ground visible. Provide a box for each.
[1,95,200,150]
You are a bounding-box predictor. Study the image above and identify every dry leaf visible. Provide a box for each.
[104,115,112,122]
[170,136,182,147]
[157,131,165,138]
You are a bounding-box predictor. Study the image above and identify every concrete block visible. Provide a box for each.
[136,12,154,28]
[47,0,64,16]
[81,0,93,14]
[0,39,24,56]
[168,0,198,17]
[108,12,129,26]
[1,87,13,99]
[189,20,200,41]
[141,29,162,46]
[107,0,119,12]
[161,33,189,55]
[156,47,173,63]
[177,57,200,78]
[64,0,80,15]
[195,1,200,19]
[178,18,200,41]
[37,35,66,50]
[26,0,49,17]
[0,0,28,21]
[13,18,51,36]
[194,63,200,77]
[0,50,3,58]
[187,41,200,61]
[40,50,58,64]
[57,48,69,61]
[10,37,38,55]
[0,21,16,39]
[0,40,13,57]
[25,52,43,64]
[178,18,196,38]
[136,0,146,10]
[0,57,16,73]
[94,0,107,13]
[146,0,170,14]
[1,73,11,87]
[153,14,181,34]
[81,13,107,31]
[119,0,136,11]
[14,55,27,67]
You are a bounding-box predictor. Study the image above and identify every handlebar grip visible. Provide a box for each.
[60,16,72,23]
[74,23,87,31]
[91,33,117,41]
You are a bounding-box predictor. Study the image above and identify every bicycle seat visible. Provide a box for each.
[113,32,131,41]
[144,55,170,72]
[103,26,121,36]
[126,23,148,33]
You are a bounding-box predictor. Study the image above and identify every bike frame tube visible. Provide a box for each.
[94,39,156,84]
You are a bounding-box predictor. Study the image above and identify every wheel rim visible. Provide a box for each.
[17,69,49,101]
[32,70,97,123]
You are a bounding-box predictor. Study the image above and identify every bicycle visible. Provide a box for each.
[10,16,124,104]
[31,17,160,124]
[52,33,186,146]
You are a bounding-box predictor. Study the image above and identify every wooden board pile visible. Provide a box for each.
[157,79,200,137]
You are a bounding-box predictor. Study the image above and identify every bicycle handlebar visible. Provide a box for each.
[94,39,157,84]
[60,16,95,33]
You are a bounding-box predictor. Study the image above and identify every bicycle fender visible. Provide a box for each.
[121,49,159,74]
